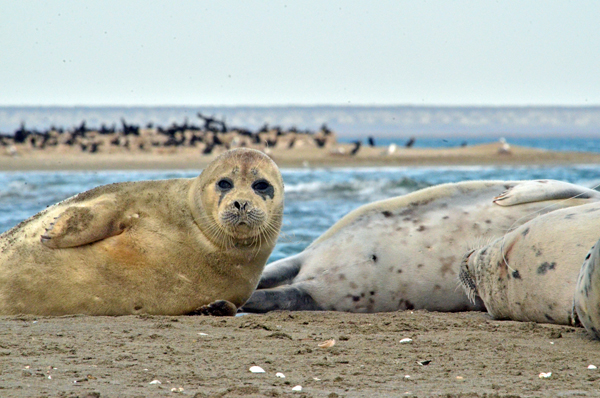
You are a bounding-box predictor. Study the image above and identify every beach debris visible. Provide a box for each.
[197,332,208,336]
[171,387,184,393]
[292,385,303,392]
[387,143,397,155]
[276,372,286,378]
[404,375,411,379]
[588,364,597,370]
[417,360,432,366]
[399,338,413,344]
[456,376,464,381]
[498,137,512,155]
[318,339,336,348]
[149,380,162,385]
[249,366,266,373]
[538,372,552,379]
[313,377,321,381]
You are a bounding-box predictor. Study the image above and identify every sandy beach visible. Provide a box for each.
[2,142,600,397]
[1,310,599,397]
[3,141,600,171]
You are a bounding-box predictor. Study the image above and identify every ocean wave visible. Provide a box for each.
[284,176,430,202]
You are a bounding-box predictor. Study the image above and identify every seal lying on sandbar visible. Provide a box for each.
[460,201,600,327]
[242,180,600,313]
[575,237,600,339]
[0,148,284,316]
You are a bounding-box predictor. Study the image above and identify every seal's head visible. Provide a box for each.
[191,148,284,248]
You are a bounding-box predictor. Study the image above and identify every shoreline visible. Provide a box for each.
[3,142,600,171]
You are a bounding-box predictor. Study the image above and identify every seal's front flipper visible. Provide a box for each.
[41,202,136,249]
[256,253,304,289]
[241,285,322,313]
[189,300,238,316]
[494,180,600,207]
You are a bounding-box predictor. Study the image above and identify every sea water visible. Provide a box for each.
[2,164,600,263]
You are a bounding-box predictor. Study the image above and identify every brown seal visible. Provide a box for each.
[0,148,284,316]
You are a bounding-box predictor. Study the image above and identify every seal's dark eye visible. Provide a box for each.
[217,179,233,190]
[252,180,270,192]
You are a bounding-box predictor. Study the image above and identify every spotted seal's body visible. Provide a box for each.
[243,180,600,313]
[0,148,283,316]
[575,239,600,339]
[460,201,600,326]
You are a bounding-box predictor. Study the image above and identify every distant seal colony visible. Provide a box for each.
[459,201,600,326]
[0,148,284,316]
[242,180,600,313]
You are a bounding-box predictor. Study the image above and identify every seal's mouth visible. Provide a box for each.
[458,249,478,304]
[219,207,267,240]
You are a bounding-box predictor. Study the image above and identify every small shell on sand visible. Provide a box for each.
[318,339,336,348]
[249,366,266,373]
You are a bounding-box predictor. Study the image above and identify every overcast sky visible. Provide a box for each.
[1,1,599,107]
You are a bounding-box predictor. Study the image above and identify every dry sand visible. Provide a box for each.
[3,142,600,171]
[1,311,599,397]
[2,142,600,397]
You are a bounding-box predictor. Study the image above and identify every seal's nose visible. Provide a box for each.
[234,201,248,210]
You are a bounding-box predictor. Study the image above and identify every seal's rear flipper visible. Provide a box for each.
[256,254,304,289]
[241,286,322,313]
[494,180,600,207]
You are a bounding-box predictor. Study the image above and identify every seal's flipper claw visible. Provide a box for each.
[241,285,322,313]
[189,300,237,316]
[40,202,126,249]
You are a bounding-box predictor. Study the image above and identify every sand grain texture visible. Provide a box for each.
[1,311,599,397]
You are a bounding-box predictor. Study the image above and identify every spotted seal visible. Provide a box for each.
[574,236,600,339]
[460,201,600,325]
[0,148,284,316]
[243,180,600,313]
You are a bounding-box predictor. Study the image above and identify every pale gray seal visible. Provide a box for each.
[243,180,600,313]
[0,148,284,316]
[460,201,600,325]
[574,237,600,339]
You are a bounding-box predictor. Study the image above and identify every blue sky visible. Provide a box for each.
[1,0,599,106]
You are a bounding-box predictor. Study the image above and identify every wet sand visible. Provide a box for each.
[3,142,600,171]
[2,142,600,397]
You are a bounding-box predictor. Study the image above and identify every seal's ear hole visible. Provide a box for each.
[252,179,271,192]
[217,178,233,190]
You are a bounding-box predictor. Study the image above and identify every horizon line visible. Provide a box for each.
[1,103,600,109]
